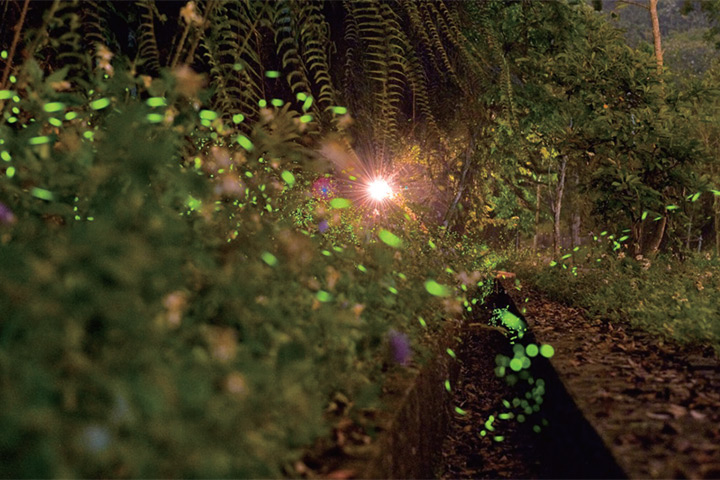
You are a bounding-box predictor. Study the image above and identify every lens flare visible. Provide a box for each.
[367,178,393,202]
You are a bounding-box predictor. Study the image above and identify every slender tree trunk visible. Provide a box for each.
[647,214,667,257]
[715,195,720,256]
[631,220,644,257]
[571,170,581,247]
[649,0,663,75]
[533,182,541,253]
[686,210,693,251]
[647,0,668,256]
[443,134,475,230]
[553,157,567,255]
[0,0,30,90]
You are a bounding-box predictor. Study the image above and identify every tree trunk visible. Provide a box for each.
[631,220,644,257]
[552,157,567,255]
[715,195,720,256]
[571,170,581,247]
[533,183,541,252]
[443,135,475,231]
[0,0,30,90]
[649,0,663,75]
[646,214,667,257]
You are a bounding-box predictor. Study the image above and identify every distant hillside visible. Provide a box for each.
[596,0,718,76]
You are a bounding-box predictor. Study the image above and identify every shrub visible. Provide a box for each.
[0,63,498,477]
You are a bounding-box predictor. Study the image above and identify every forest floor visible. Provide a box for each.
[442,282,720,479]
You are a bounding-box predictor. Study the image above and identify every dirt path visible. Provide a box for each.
[440,290,623,479]
[516,285,720,479]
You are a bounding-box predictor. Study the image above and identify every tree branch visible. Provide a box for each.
[0,0,29,90]
[616,0,650,10]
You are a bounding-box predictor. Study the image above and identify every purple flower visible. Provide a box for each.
[0,202,15,225]
[388,329,412,365]
[318,219,329,233]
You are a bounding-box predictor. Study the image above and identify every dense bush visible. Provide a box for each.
[0,63,499,477]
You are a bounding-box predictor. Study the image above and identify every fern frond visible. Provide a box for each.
[202,0,270,124]
[295,1,336,115]
[272,1,314,109]
[80,0,117,54]
[135,0,162,75]
[35,1,91,89]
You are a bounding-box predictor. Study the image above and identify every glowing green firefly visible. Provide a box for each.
[236,135,254,151]
[43,102,65,113]
[281,170,295,186]
[378,229,402,247]
[330,198,351,209]
[89,98,110,110]
[261,252,278,266]
[425,280,451,297]
[316,290,332,302]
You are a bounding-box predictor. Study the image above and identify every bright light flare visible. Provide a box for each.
[367,178,393,202]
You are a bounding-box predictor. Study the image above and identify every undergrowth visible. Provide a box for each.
[508,246,720,355]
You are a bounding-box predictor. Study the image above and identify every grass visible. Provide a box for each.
[506,248,720,355]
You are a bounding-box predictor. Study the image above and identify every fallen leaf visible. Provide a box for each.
[689,410,706,420]
[646,411,671,420]
[325,468,356,479]
[667,404,687,419]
